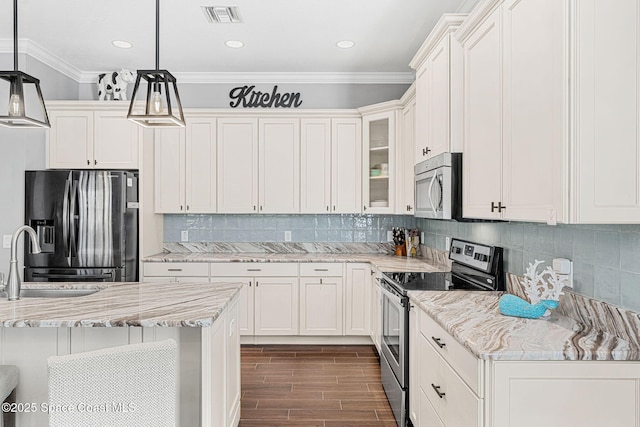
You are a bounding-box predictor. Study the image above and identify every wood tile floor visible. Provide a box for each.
[239,344,397,427]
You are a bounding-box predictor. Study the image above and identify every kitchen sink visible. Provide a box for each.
[1,288,100,298]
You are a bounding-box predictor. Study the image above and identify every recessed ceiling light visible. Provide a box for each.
[112,40,133,49]
[225,40,244,49]
[336,40,355,49]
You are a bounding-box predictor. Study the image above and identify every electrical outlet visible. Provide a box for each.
[284,231,292,242]
[387,230,394,242]
[420,232,425,244]
[181,230,189,242]
[445,236,451,250]
[2,235,11,249]
[547,209,557,226]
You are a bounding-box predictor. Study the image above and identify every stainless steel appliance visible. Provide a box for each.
[379,239,504,426]
[24,170,139,282]
[414,152,462,220]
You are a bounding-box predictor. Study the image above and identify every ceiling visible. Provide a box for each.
[0,0,478,83]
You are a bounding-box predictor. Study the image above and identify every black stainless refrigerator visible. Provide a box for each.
[24,170,138,282]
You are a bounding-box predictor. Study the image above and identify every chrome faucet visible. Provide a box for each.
[5,225,42,301]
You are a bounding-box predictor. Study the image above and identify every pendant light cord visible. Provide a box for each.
[155,0,160,71]
[13,0,18,72]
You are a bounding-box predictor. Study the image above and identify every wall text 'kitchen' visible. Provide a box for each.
[229,85,302,108]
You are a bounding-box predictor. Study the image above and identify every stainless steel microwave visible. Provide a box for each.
[414,152,462,220]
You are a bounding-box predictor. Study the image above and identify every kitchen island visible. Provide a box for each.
[0,281,242,427]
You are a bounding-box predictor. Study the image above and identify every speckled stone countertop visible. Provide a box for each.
[0,282,241,327]
[144,252,448,273]
[409,291,640,361]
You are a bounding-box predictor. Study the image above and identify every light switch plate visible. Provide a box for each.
[2,235,11,249]
[445,236,451,250]
[387,230,393,242]
[420,232,425,244]
[181,230,189,242]
[284,231,292,242]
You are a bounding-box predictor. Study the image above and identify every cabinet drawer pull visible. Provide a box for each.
[431,384,446,399]
[167,268,183,272]
[314,268,329,271]
[247,268,262,272]
[431,337,446,348]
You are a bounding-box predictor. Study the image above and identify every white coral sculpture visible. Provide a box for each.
[523,260,568,304]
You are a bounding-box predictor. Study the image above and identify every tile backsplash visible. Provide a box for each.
[416,219,640,312]
[164,214,415,244]
[163,214,640,312]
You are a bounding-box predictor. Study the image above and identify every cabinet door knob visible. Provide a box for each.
[333,205,336,211]
[94,160,97,165]
[363,205,367,211]
[491,202,498,212]
[431,384,446,399]
[180,205,183,211]
[326,206,329,211]
[87,160,90,165]
[423,147,431,156]
[498,202,506,212]
[253,205,256,211]
[260,205,263,211]
[186,205,190,211]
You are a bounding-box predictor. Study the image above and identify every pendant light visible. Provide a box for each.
[127,0,185,127]
[0,0,50,128]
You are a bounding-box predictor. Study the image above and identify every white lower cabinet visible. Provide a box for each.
[370,267,383,352]
[299,277,343,335]
[211,263,299,336]
[344,263,371,336]
[412,307,640,427]
[491,361,640,427]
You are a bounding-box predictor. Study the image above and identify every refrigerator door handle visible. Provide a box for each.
[31,272,114,280]
[62,177,71,261]
[69,180,78,260]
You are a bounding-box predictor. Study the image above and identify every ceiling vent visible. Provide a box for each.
[201,6,243,23]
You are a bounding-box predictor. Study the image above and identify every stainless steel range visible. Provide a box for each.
[379,239,504,427]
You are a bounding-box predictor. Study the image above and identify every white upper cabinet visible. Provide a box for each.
[459,7,504,220]
[154,127,185,213]
[573,0,640,223]
[47,103,139,170]
[154,118,217,213]
[398,87,416,214]
[360,102,399,214]
[185,118,217,213]
[217,117,259,213]
[300,117,362,214]
[501,0,565,222]
[259,118,300,213]
[410,14,467,164]
[300,119,332,213]
[332,118,363,214]
[456,0,566,222]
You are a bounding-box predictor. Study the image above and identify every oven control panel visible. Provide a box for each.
[449,239,494,272]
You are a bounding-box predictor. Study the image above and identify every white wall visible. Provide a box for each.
[78,81,411,109]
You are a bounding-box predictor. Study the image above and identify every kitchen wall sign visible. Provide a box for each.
[229,85,302,108]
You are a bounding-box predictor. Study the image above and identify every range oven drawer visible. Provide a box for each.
[419,309,482,396]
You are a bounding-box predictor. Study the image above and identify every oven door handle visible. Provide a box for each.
[380,282,406,307]
[427,172,438,216]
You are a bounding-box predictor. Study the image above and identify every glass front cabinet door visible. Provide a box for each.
[361,106,398,214]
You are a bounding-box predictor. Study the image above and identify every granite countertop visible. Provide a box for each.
[0,282,241,328]
[144,252,448,273]
[409,291,640,362]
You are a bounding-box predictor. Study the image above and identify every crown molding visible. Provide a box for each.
[409,14,468,70]
[0,38,415,85]
[79,71,415,85]
[454,0,503,44]
[0,38,84,82]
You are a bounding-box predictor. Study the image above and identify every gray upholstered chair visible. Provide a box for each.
[0,365,18,427]
[47,339,177,427]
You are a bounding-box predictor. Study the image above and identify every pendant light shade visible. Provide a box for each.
[128,0,185,127]
[0,0,50,128]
